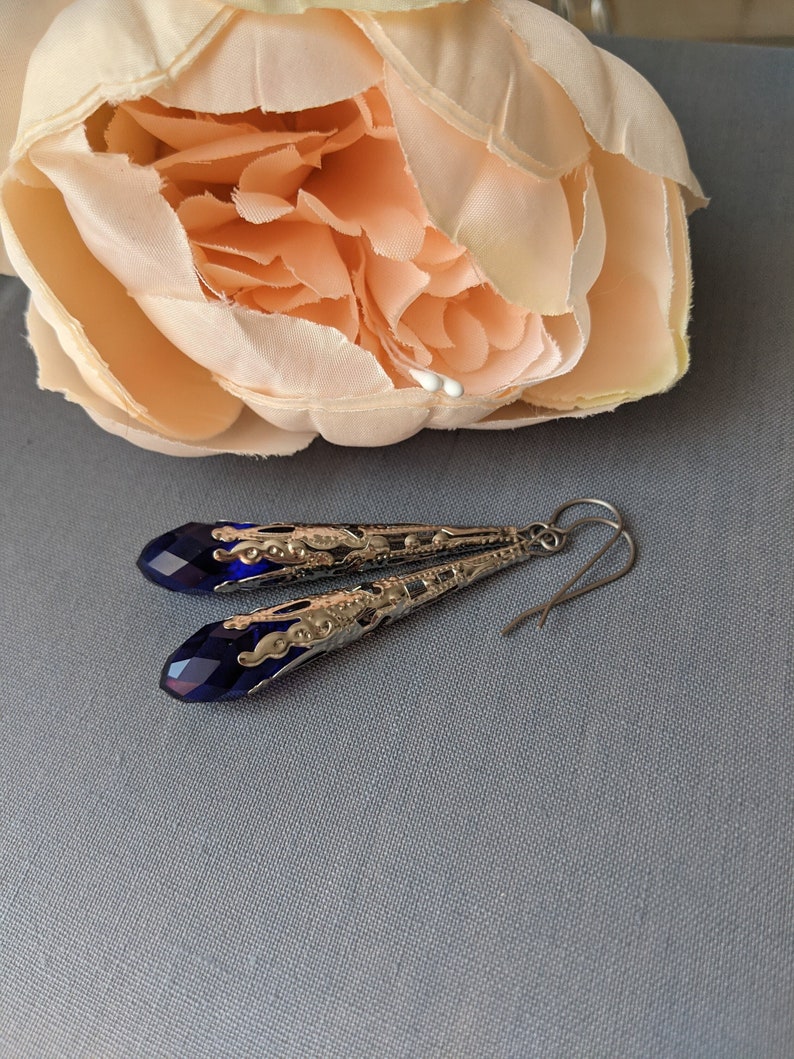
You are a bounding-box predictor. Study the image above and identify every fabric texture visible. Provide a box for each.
[0,36,792,1058]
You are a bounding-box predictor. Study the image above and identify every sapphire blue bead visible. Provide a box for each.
[138,522,275,593]
[161,617,308,702]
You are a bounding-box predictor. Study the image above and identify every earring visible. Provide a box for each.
[137,520,527,594]
[154,500,636,703]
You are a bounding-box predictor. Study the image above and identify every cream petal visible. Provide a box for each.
[136,292,395,399]
[0,0,75,273]
[465,402,561,429]
[82,403,317,456]
[224,384,495,445]
[29,124,205,301]
[490,0,705,208]
[386,70,573,314]
[28,298,315,456]
[524,272,677,408]
[226,0,467,11]
[13,0,237,159]
[564,162,607,306]
[353,2,589,179]
[425,399,505,429]
[665,177,692,375]
[589,148,673,326]
[3,179,243,441]
[151,10,382,114]
[234,389,433,446]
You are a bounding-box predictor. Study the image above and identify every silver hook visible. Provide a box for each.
[502,499,636,634]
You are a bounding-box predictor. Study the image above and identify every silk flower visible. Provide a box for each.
[0,0,705,455]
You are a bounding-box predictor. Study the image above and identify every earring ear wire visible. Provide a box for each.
[503,499,636,634]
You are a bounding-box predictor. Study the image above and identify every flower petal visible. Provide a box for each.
[564,162,606,306]
[151,10,382,114]
[223,384,499,447]
[353,2,590,179]
[29,124,204,300]
[226,0,466,12]
[0,0,74,274]
[137,292,395,400]
[3,180,243,441]
[490,0,705,208]
[523,153,683,409]
[177,193,239,232]
[385,69,574,314]
[116,97,261,152]
[238,146,317,202]
[665,177,692,343]
[12,0,237,159]
[29,298,316,456]
[301,134,426,260]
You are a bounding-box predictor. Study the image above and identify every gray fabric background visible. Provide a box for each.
[0,36,792,1059]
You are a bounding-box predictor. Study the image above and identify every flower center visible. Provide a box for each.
[87,86,541,396]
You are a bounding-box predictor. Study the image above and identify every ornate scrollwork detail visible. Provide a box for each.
[223,540,531,671]
[228,582,408,667]
[213,537,320,568]
[208,521,524,591]
[211,524,393,570]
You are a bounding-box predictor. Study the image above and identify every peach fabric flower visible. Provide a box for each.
[0,0,705,455]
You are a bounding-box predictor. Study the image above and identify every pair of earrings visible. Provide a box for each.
[137,499,635,703]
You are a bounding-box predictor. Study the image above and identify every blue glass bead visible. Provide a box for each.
[161,617,308,702]
[137,522,276,593]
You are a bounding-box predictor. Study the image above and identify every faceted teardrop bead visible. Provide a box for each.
[137,522,272,593]
[161,615,309,702]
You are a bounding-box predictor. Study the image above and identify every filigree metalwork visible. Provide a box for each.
[223,540,534,687]
[209,522,522,591]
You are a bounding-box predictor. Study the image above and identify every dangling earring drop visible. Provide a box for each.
[142,500,636,703]
[137,520,529,594]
